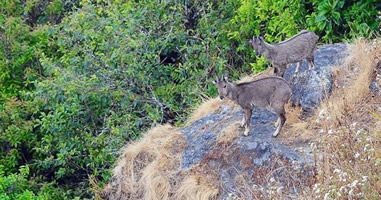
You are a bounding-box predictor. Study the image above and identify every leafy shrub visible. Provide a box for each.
[306,0,380,42]
[0,0,380,199]
[0,0,243,198]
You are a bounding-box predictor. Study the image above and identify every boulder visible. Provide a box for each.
[101,43,351,199]
[283,43,348,112]
[180,44,349,198]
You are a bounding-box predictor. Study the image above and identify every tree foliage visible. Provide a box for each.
[0,0,380,198]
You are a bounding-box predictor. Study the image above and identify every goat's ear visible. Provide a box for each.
[223,75,228,81]
[212,77,219,84]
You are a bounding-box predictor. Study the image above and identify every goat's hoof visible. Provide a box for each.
[272,131,279,137]
[272,127,281,137]
[274,122,279,127]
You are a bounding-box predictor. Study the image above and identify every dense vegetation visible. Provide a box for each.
[0,0,380,199]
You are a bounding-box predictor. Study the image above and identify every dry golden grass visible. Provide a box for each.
[316,39,380,128]
[101,124,221,200]
[176,175,219,200]
[187,97,222,124]
[311,116,381,199]
[304,39,381,199]
[101,124,187,200]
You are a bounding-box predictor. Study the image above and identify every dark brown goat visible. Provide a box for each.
[213,76,292,137]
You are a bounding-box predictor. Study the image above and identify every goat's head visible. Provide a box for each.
[212,76,229,100]
[249,36,264,56]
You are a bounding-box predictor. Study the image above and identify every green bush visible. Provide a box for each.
[1,0,242,198]
[0,165,73,200]
[306,0,380,42]
[0,0,380,199]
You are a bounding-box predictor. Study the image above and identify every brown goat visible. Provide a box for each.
[250,30,319,77]
[213,76,292,137]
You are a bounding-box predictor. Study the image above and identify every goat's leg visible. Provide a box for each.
[295,62,301,73]
[272,105,286,137]
[273,67,278,76]
[273,113,286,137]
[309,60,315,70]
[278,67,286,77]
[307,56,315,70]
[274,117,280,127]
[243,108,252,136]
[239,115,245,128]
[273,65,285,77]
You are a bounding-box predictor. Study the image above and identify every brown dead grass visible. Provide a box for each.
[101,124,187,200]
[317,39,379,127]
[101,124,220,200]
[187,97,222,124]
[176,175,219,200]
[301,39,381,199]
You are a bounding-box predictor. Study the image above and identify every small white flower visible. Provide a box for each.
[349,188,354,196]
[319,109,327,118]
[363,144,370,151]
[354,152,360,158]
[315,188,321,194]
[276,186,283,195]
[350,180,358,188]
[333,169,341,174]
[324,192,331,200]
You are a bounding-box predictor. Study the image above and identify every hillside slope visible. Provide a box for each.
[100,39,380,200]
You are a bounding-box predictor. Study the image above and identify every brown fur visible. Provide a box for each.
[213,76,292,137]
[250,30,319,76]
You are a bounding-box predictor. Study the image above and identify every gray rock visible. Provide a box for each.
[180,44,349,199]
[283,43,348,112]
[370,60,381,95]
[181,104,314,199]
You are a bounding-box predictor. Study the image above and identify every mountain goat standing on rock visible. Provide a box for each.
[250,30,319,77]
[213,76,292,137]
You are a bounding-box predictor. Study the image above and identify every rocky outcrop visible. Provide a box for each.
[284,43,348,112]
[181,104,315,198]
[180,44,349,198]
[101,43,352,199]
